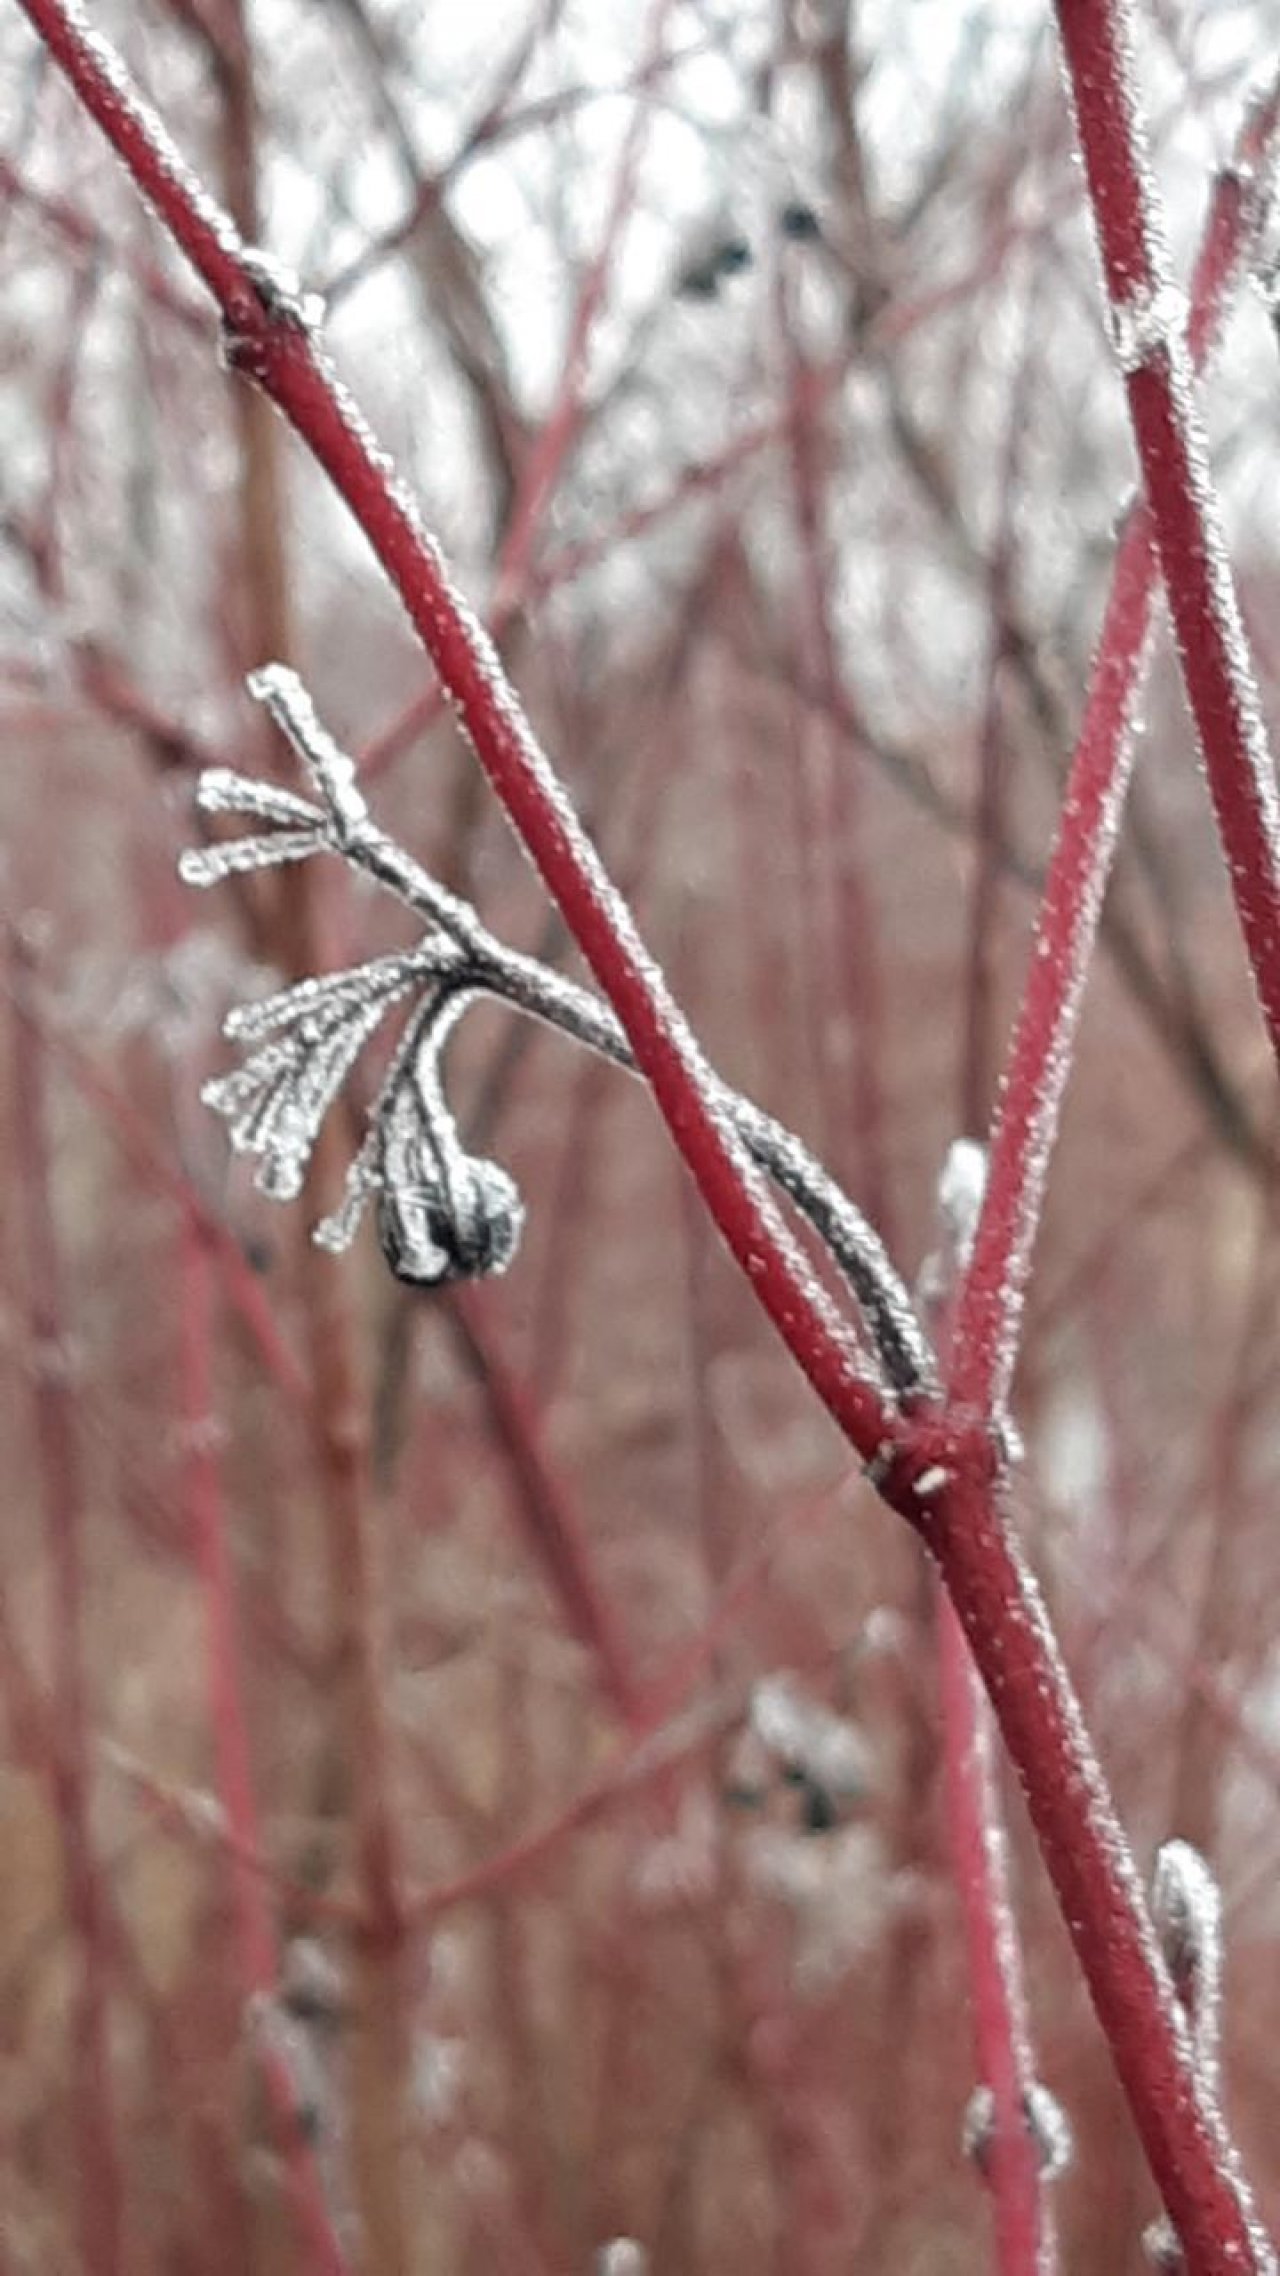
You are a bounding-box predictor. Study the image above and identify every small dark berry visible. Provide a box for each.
[779,201,821,243]
[715,237,753,275]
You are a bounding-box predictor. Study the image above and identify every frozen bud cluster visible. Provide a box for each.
[750,1674,871,1805]
[280,1938,345,2033]
[1139,1842,1230,2270]
[1151,1838,1224,2091]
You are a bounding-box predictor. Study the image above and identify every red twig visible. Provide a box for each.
[1055,0,1280,1058]
[13,6,1275,2263]
[929,1137,1055,2276]
[949,71,1280,1421]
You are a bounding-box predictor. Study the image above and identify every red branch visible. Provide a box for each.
[12,5,1276,2264]
[949,68,1280,1421]
[1055,0,1280,1059]
[939,1595,1053,2276]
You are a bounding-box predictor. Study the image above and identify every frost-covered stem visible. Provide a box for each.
[927,1150,1056,2276]
[177,1220,351,2275]
[920,1470,1272,2276]
[8,935,124,2276]
[17,7,1274,2256]
[1054,0,1280,1057]
[949,69,1280,1419]
[941,1598,1055,2276]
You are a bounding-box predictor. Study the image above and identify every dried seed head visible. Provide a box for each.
[377,1155,523,1287]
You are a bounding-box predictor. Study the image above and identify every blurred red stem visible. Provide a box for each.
[447,1294,645,1727]
[177,1219,351,2272]
[9,935,124,2276]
